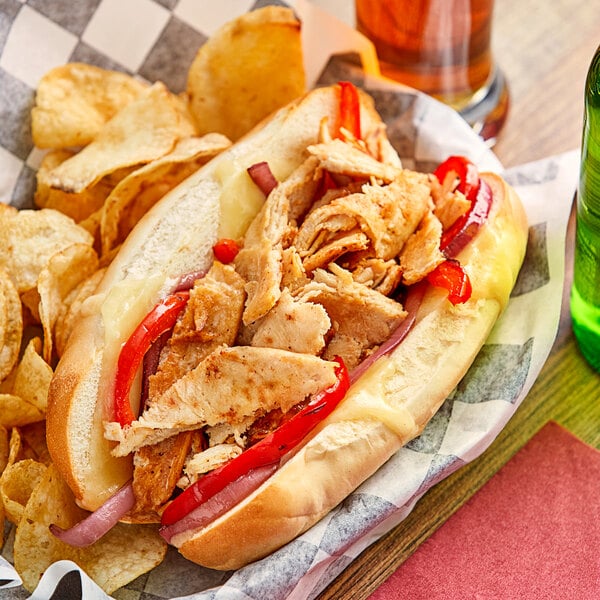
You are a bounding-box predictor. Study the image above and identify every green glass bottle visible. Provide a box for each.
[571,45,600,372]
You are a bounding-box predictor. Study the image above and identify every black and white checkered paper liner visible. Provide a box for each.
[0,1,578,598]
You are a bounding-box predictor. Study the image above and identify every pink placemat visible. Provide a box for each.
[369,421,600,600]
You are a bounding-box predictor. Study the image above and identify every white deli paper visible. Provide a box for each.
[0,1,578,599]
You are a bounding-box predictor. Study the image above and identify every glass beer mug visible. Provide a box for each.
[355,0,509,143]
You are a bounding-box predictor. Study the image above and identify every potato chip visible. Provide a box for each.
[54,267,105,358]
[18,422,51,466]
[0,208,93,294]
[0,424,48,472]
[7,427,22,467]
[78,207,105,258]
[31,63,148,149]
[0,496,5,550]
[38,82,198,194]
[7,431,40,465]
[7,426,41,467]
[0,459,47,524]
[12,338,53,412]
[38,243,99,362]
[20,288,41,324]
[187,6,306,141]
[100,133,231,255]
[0,367,16,393]
[0,394,45,428]
[0,425,9,475]
[0,268,23,381]
[34,150,114,222]
[14,464,167,593]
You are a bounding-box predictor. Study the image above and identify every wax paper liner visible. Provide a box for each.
[0,1,578,598]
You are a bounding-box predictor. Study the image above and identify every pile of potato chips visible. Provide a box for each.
[0,6,306,594]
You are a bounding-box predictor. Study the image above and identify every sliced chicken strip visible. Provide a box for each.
[250,289,331,355]
[105,346,339,456]
[236,157,321,324]
[399,210,445,285]
[295,172,431,263]
[307,138,401,181]
[295,266,407,369]
[148,262,245,397]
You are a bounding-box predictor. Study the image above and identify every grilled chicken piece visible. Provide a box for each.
[347,257,403,296]
[295,266,407,369]
[148,262,246,397]
[363,123,403,168]
[235,157,322,325]
[130,430,194,520]
[399,210,445,285]
[280,246,310,292]
[250,289,331,355]
[105,346,339,456]
[295,172,431,268]
[307,138,401,182]
[301,230,370,272]
[177,442,242,489]
[430,173,471,230]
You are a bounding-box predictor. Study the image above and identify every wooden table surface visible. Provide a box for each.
[318,1,600,598]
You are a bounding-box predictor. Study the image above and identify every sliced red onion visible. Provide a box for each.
[173,269,207,293]
[49,482,135,548]
[442,178,493,259]
[247,161,278,196]
[349,282,426,385]
[160,463,278,544]
[141,329,171,406]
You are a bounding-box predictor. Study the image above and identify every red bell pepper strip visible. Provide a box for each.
[441,177,493,257]
[338,81,361,139]
[426,259,472,305]
[433,155,480,202]
[113,291,190,426]
[212,238,240,264]
[160,357,350,527]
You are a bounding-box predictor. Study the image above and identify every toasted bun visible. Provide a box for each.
[173,173,528,570]
[47,85,393,512]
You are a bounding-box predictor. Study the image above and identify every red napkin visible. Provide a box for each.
[369,421,600,600]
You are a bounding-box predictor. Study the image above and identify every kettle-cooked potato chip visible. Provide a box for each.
[54,268,106,358]
[0,203,17,219]
[34,150,115,223]
[7,427,33,467]
[0,209,94,294]
[0,268,22,381]
[12,338,53,412]
[100,133,231,256]
[7,427,22,467]
[0,459,48,525]
[31,63,148,149]
[0,394,45,428]
[14,464,167,593]
[38,82,198,194]
[0,425,8,475]
[13,422,50,466]
[187,6,306,141]
[37,243,99,363]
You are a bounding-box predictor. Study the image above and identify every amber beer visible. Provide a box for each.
[356,0,508,140]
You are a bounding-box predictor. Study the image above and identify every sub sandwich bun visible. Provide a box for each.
[46,82,528,570]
